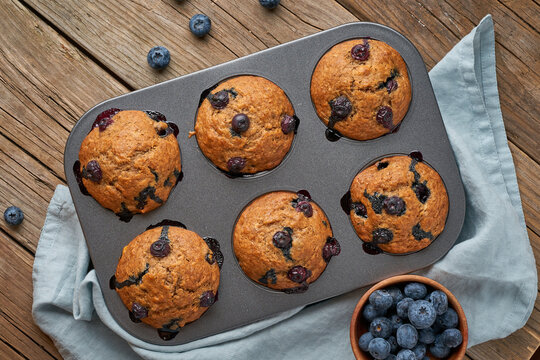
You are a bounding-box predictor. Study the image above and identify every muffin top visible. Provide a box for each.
[311,39,411,140]
[349,155,448,254]
[77,110,181,220]
[233,191,340,293]
[194,76,296,174]
[113,226,221,334]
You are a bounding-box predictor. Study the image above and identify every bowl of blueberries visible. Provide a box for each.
[350,275,468,360]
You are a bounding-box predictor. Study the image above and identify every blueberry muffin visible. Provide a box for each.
[76,109,181,221]
[233,191,340,293]
[348,154,448,254]
[112,225,222,339]
[194,76,297,174]
[311,39,411,140]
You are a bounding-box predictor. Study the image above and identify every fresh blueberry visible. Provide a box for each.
[404,283,427,300]
[351,40,370,61]
[396,349,416,360]
[83,160,102,183]
[428,290,448,315]
[386,286,404,307]
[272,231,292,249]
[4,206,24,226]
[322,237,341,262]
[363,303,383,322]
[147,46,170,70]
[408,300,436,329]
[287,266,311,283]
[189,14,211,37]
[209,90,229,109]
[296,201,313,217]
[131,302,148,319]
[370,317,393,339]
[351,202,367,217]
[259,0,280,9]
[441,328,463,348]
[412,343,426,359]
[92,108,120,131]
[200,290,216,307]
[430,335,451,358]
[358,332,374,351]
[231,113,250,134]
[150,239,170,257]
[396,324,418,349]
[372,228,393,244]
[369,290,393,312]
[376,106,393,129]
[227,157,246,173]
[435,308,459,330]
[368,338,391,360]
[330,96,352,120]
[418,327,435,344]
[382,196,406,216]
[389,314,403,334]
[281,115,296,134]
[387,335,398,354]
[396,297,414,319]
[384,355,397,360]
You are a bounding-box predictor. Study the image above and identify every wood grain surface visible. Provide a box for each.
[0,0,538,359]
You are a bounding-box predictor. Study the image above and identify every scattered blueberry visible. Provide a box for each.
[83,160,102,183]
[396,349,416,360]
[441,328,463,348]
[382,196,406,216]
[150,239,171,257]
[389,314,403,334]
[272,231,292,249]
[429,290,448,315]
[363,303,382,322]
[209,90,229,109]
[396,297,414,319]
[330,96,352,120]
[189,14,211,37]
[259,0,280,9]
[351,202,367,217]
[287,266,311,283]
[351,40,370,61]
[404,283,427,300]
[359,332,374,352]
[376,106,393,129]
[370,317,393,339]
[200,290,216,307]
[227,157,246,173]
[131,302,148,319]
[408,300,436,329]
[368,338,391,360]
[412,343,426,359]
[92,108,120,131]
[396,324,418,349]
[418,327,435,344]
[147,46,170,70]
[296,201,313,217]
[372,228,393,244]
[322,237,341,262]
[4,206,24,226]
[369,290,394,312]
[430,335,451,358]
[281,115,296,134]
[435,308,459,330]
[386,287,404,307]
[231,113,250,134]
[387,335,398,354]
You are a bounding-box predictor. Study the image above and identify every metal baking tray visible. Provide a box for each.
[64,22,466,345]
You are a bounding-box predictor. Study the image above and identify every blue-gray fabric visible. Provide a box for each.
[32,15,537,360]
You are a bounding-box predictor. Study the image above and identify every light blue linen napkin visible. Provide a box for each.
[32,15,537,360]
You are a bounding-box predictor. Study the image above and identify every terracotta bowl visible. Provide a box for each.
[350,275,468,359]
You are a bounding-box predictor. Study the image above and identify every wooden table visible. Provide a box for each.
[0,0,538,359]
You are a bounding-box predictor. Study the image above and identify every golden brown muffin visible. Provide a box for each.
[311,39,411,140]
[348,154,448,254]
[77,109,181,221]
[194,76,296,174]
[113,225,222,339]
[233,191,340,293]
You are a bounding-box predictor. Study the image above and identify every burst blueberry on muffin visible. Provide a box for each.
[111,225,222,340]
[76,109,181,221]
[311,39,411,140]
[348,154,448,254]
[233,190,340,293]
[194,76,297,175]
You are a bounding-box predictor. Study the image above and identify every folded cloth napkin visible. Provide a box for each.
[32,15,537,360]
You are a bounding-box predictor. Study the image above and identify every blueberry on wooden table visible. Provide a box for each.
[259,0,280,9]
[189,14,211,37]
[147,46,170,70]
[4,206,24,225]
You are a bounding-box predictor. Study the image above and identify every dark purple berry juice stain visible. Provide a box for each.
[168,122,179,137]
[73,161,89,196]
[340,191,352,214]
[409,151,423,162]
[325,128,342,142]
[146,219,187,230]
[158,328,179,341]
[296,189,311,201]
[109,275,116,290]
[362,242,382,255]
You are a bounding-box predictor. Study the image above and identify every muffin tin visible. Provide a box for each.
[64,22,466,345]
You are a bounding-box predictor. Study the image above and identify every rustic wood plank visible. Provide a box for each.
[498,0,540,33]
[0,339,26,360]
[0,315,58,360]
[0,231,62,359]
